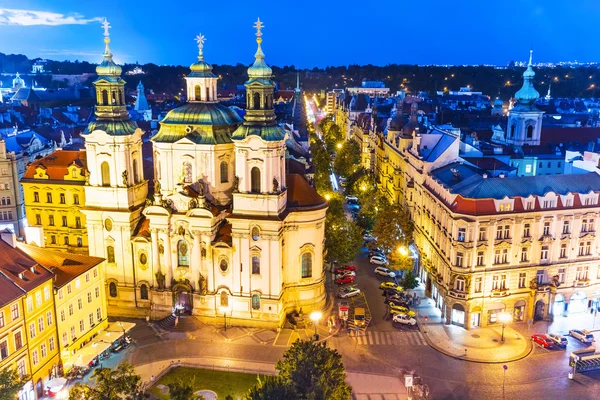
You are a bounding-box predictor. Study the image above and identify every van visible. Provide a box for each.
[354,307,366,328]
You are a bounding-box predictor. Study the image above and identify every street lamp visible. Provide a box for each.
[310,311,323,341]
[498,311,512,342]
[219,306,230,331]
[336,142,343,150]
[324,194,331,201]
[398,246,408,256]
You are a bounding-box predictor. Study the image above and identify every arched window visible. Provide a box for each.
[265,94,272,109]
[220,291,228,307]
[140,284,149,300]
[109,282,117,298]
[301,253,312,278]
[194,85,201,100]
[219,259,228,272]
[182,162,192,184]
[251,167,261,193]
[178,240,189,266]
[132,159,139,184]
[220,161,228,183]
[253,92,261,109]
[101,161,110,187]
[206,87,210,101]
[251,227,260,241]
[526,125,534,139]
[510,124,515,138]
[252,256,260,275]
[106,246,115,263]
[111,91,117,104]
[101,90,108,105]
[119,90,124,105]
[252,294,260,310]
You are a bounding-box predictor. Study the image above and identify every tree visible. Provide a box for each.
[168,379,204,400]
[276,340,352,400]
[372,203,413,254]
[401,270,420,290]
[245,376,296,400]
[69,362,142,400]
[325,211,363,265]
[333,140,360,178]
[0,367,27,399]
[310,134,333,196]
[324,124,343,153]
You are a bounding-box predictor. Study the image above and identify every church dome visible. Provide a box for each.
[493,98,504,108]
[189,59,216,78]
[96,58,122,77]
[514,51,539,107]
[152,103,242,144]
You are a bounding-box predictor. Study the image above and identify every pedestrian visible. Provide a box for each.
[151,375,155,383]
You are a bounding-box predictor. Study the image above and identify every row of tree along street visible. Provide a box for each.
[313,115,418,288]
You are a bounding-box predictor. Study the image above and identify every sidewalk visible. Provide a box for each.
[411,286,532,363]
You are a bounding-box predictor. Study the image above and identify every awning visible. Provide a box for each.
[106,321,136,333]
[94,330,124,343]
[69,339,112,369]
[73,351,96,368]
[87,339,112,354]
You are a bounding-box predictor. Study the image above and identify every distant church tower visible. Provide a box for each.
[134,81,152,121]
[82,19,148,308]
[231,18,288,216]
[506,50,544,146]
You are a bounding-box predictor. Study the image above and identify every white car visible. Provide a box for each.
[346,196,358,203]
[336,270,356,278]
[370,256,388,266]
[338,286,361,299]
[363,234,376,242]
[547,333,568,348]
[374,267,395,278]
[392,313,417,326]
[570,329,595,344]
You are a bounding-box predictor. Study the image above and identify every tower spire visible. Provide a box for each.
[528,49,533,67]
[253,18,265,61]
[102,18,112,58]
[195,33,206,61]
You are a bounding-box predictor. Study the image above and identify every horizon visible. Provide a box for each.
[0,1,599,68]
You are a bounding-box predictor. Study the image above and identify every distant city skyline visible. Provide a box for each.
[1,1,599,68]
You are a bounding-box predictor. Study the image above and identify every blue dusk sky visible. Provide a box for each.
[0,0,599,68]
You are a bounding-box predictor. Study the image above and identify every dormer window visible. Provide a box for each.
[499,203,511,212]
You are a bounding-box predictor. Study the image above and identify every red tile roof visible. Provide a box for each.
[22,150,86,181]
[16,242,104,289]
[286,174,327,210]
[0,239,54,294]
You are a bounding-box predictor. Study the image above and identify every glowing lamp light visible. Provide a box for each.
[336,142,343,149]
[310,311,323,323]
[498,312,511,324]
[398,246,408,256]
[324,194,331,201]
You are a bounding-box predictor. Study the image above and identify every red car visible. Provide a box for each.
[334,265,356,274]
[335,275,355,285]
[531,334,554,348]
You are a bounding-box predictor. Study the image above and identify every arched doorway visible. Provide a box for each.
[569,292,588,314]
[552,294,565,317]
[172,282,193,315]
[36,378,43,398]
[470,306,481,328]
[514,300,526,321]
[451,304,465,326]
[534,300,545,321]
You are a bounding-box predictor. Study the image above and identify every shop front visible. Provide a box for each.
[470,306,481,328]
[451,304,465,327]
[552,294,566,317]
[487,302,506,325]
[513,300,526,322]
[569,292,588,314]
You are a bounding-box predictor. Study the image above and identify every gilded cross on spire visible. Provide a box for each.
[195,33,206,59]
[254,18,264,37]
[102,18,111,38]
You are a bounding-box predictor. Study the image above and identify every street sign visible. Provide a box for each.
[405,375,413,388]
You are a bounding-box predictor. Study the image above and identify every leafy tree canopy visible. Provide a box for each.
[333,140,361,178]
[69,362,142,400]
[0,367,27,400]
[372,203,413,254]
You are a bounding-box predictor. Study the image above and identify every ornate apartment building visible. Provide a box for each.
[377,56,600,329]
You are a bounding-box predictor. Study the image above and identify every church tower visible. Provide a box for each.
[82,19,148,313]
[231,18,287,216]
[506,50,544,146]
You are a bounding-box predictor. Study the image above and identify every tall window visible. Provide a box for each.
[457,228,465,242]
[543,222,551,236]
[523,223,530,237]
[101,162,110,186]
[178,240,189,266]
[527,125,533,139]
[109,282,117,298]
[252,256,260,275]
[476,251,484,266]
[140,284,148,300]
[478,227,486,241]
[455,252,463,267]
[474,277,482,293]
[518,273,526,288]
[455,278,465,292]
[59,193,65,204]
[101,90,108,105]
[251,167,261,193]
[560,243,567,258]
[541,246,549,261]
[220,161,229,183]
[563,221,570,234]
[253,92,260,109]
[301,253,312,278]
[182,162,192,184]
[132,159,139,184]
[492,275,499,290]
[194,85,201,100]
[521,247,528,262]
[220,291,228,307]
[107,246,115,263]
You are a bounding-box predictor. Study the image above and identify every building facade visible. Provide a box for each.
[82,21,327,327]
[21,150,88,252]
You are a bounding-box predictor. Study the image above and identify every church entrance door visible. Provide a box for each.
[172,283,193,315]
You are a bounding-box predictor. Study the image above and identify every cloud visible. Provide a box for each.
[0,8,102,26]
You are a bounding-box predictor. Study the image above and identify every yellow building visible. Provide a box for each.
[16,243,106,373]
[0,230,59,399]
[21,150,88,252]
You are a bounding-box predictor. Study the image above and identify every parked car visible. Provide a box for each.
[389,305,416,317]
[369,249,386,258]
[392,313,417,326]
[336,270,356,278]
[547,333,568,348]
[335,275,355,285]
[374,266,396,278]
[370,256,388,266]
[363,234,377,242]
[385,298,409,308]
[338,286,361,299]
[346,196,359,204]
[382,288,404,297]
[570,329,595,344]
[334,265,356,274]
[531,334,554,348]
[354,307,366,328]
[380,282,402,291]
[385,293,407,304]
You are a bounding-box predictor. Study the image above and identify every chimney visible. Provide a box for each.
[0,229,17,248]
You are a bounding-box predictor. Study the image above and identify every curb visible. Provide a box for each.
[418,321,534,364]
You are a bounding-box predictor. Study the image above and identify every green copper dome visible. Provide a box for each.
[189,58,217,78]
[152,103,242,144]
[514,50,539,109]
[247,37,272,80]
[96,58,122,77]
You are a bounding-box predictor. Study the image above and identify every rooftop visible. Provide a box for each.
[22,150,86,181]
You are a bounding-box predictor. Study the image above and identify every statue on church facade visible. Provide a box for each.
[154,179,161,194]
[122,170,128,186]
[198,273,207,295]
[155,270,166,290]
[272,177,279,193]
[233,176,239,193]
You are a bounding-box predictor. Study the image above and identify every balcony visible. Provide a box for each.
[575,279,591,287]
[449,290,467,300]
[490,288,510,297]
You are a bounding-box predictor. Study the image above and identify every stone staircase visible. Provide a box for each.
[157,314,203,332]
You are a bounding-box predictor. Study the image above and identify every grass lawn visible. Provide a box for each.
[149,367,265,399]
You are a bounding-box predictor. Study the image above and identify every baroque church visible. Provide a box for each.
[82,19,327,326]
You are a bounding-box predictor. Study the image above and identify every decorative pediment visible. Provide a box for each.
[34,166,48,179]
[539,235,555,244]
[494,241,512,249]
[580,232,595,240]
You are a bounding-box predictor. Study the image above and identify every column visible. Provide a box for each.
[161,230,173,289]
[151,228,160,287]
[191,231,201,291]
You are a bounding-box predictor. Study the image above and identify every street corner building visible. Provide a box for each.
[80,20,328,327]
[373,52,600,330]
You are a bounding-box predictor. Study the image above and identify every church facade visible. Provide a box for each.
[81,20,327,327]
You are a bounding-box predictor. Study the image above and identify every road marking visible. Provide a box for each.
[353,331,428,346]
